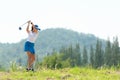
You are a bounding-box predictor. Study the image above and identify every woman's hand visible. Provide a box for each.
[31,22,34,27]
[27,20,31,24]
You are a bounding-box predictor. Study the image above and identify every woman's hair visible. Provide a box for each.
[31,26,34,32]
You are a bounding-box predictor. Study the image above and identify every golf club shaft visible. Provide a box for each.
[19,20,31,30]
[20,21,28,27]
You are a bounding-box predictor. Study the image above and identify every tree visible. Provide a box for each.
[42,53,61,69]
[104,38,112,66]
[82,46,88,66]
[90,45,95,67]
[74,43,82,66]
[94,39,104,68]
[111,37,120,66]
[68,44,75,67]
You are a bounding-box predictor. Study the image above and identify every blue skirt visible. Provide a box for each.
[24,41,35,54]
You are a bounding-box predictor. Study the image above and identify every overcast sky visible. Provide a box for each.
[0,0,120,43]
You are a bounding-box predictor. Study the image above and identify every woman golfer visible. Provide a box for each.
[24,20,40,71]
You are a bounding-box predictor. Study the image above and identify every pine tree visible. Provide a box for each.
[104,38,112,66]
[82,46,88,66]
[90,45,95,67]
[74,43,82,66]
[111,37,120,66]
[94,39,104,68]
[68,45,74,67]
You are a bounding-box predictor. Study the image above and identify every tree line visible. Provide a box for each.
[40,37,120,69]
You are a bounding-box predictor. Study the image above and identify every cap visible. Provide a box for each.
[35,25,40,30]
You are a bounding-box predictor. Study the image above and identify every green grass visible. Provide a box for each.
[0,67,120,80]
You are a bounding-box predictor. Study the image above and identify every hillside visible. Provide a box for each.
[36,28,105,52]
[0,28,106,68]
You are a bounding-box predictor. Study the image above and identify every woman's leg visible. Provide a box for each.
[26,51,31,69]
[29,53,35,68]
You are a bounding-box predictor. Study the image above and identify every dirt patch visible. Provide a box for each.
[0,72,10,75]
[0,72,10,79]
[115,71,120,74]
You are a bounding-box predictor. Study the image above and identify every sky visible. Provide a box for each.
[0,0,120,43]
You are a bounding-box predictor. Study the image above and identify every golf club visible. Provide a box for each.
[19,21,29,30]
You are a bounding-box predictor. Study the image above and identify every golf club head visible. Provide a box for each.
[19,27,22,30]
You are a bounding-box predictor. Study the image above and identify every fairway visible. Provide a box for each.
[0,67,120,80]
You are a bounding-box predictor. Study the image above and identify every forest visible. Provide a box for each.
[41,37,120,69]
